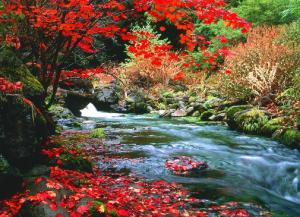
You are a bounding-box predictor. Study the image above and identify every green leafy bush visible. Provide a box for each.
[234,0,300,26]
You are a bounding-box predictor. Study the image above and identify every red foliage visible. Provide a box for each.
[165,156,208,175]
[0,77,22,93]
[0,131,264,217]
[0,0,250,103]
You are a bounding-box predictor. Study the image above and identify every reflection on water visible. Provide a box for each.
[80,104,300,216]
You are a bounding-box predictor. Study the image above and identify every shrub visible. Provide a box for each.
[112,23,185,95]
[234,0,300,26]
[219,26,300,102]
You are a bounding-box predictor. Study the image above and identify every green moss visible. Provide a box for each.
[262,117,284,136]
[274,129,300,148]
[226,105,253,121]
[91,128,106,139]
[59,153,93,172]
[234,108,269,134]
[0,65,44,103]
[200,110,214,121]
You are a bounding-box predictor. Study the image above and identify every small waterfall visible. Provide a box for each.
[80,103,123,118]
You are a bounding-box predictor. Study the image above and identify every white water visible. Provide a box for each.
[80,103,123,118]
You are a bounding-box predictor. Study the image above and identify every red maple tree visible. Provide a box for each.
[0,0,250,105]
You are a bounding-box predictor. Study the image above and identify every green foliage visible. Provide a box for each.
[188,20,245,75]
[91,128,106,139]
[124,21,169,66]
[234,0,300,26]
[279,21,300,49]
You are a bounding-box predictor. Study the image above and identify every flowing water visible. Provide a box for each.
[80,104,300,216]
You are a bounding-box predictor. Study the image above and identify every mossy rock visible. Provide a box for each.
[234,108,269,135]
[0,65,44,105]
[225,105,253,128]
[60,153,93,173]
[91,128,106,139]
[0,95,49,170]
[200,110,215,121]
[274,129,300,148]
[262,117,284,137]
[192,111,201,117]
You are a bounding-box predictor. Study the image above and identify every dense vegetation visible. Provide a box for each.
[0,0,300,216]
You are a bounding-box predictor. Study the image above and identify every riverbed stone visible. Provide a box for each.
[171,109,188,117]
[225,105,253,128]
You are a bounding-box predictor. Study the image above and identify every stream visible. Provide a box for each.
[78,104,300,216]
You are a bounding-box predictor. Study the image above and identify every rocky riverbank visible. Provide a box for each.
[54,78,300,149]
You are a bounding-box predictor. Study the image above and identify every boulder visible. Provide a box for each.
[209,113,226,122]
[125,90,149,114]
[93,81,120,111]
[171,109,188,117]
[261,117,284,137]
[65,91,93,116]
[234,108,269,135]
[273,129,300,148]
[200,110,215,121]
[0,65,44,106]
[59,77,94,94]
[0,95,49,170]
[225,105,253,128]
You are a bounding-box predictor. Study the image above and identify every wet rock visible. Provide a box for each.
[125,90,149,114]
[93,81,120,111]
[171,109,188,117]
[65,91,93,116]
[209,113,226,122]
[186,107,195,115]
[49,104,75,121]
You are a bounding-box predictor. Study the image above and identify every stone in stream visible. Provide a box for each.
[171,109,188,117]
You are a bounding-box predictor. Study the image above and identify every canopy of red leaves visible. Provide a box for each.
[0,77,22,93]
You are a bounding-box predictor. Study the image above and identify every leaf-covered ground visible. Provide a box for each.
[0,131,271,217]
